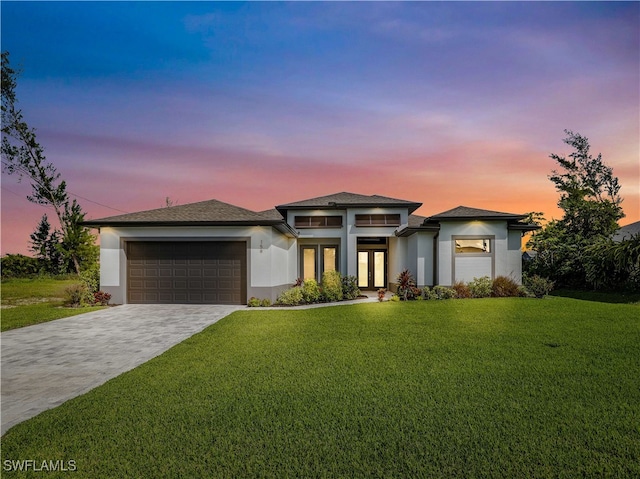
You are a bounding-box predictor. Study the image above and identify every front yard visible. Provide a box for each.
[1,297,639,477]
[1,278,104,332]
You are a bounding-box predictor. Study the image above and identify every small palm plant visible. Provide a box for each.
[396,269,417,300]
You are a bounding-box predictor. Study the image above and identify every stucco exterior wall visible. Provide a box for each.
[387,236,405,290]
[346,207,409,279]
[98,225,295,304]
[406,232,436,287]
[286,207,408,287]
[437,220,521,285]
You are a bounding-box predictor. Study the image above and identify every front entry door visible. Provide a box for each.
[357,250,387,290]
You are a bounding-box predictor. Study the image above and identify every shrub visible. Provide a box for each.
[524,275,555,299]
[432,285,456,300]
[79,266,100,294]
[275,286,304,306]
[321,270,343,302]
[421,287,434,300]
[491,276,523,297]
[389,294,400,302]
[396,269,417,300]
[468,276,493,298]
[452,281,471,299]
[248,297,273,307]
[0,254,41,278]
[247,297,261,307]
[302,279,322,304]
[377,288,387,302]
[93,291,112,306]
[64,284,93,307]
[341,275,360,300]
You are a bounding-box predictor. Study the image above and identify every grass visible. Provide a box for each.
[552,288,640,304]
[1,278,104,332]
[2,297,639,478]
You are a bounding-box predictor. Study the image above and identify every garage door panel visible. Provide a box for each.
[127,241,246,304]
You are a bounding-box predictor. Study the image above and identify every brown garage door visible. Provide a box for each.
[127,241,246,304]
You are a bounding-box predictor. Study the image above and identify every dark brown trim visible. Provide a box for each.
[294,215,343,228]
[355,214,401,227]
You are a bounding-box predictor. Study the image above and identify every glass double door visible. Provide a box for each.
[357,250,386,290]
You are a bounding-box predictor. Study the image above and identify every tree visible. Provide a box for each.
[29,214,64,274]
[59,199,98,273]
[527,131,625,288]
[548,130,623,238]
[2,51,97,273]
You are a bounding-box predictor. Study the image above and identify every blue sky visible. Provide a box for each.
[2,1,638,254]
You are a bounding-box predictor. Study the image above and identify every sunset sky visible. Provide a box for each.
[2,1,638,255]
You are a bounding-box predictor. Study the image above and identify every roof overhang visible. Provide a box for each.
[82,220,299,237]
[395,224,440,237]
[276,201,422,216]
[507,223,541,232]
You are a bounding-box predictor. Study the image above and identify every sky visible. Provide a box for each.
[1,1,639,255]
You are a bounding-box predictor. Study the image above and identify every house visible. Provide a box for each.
[613,220,640,242]
[83,192,539,305]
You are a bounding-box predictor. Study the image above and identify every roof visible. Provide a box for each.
[276,192,422,214]
[405,205,539,234]
[408,214,428,228]
[257,208,285,220]
[83,199,288,227]
[613,220,640,242]
[427,205,527,221]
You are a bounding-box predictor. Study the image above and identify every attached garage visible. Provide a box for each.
[126,241,246,304]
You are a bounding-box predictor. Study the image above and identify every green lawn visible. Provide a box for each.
[1,278,104,331]
[2,298,639,478]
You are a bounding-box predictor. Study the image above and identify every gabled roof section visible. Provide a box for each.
[258,208,285,220]
[427,205,526,221]
[83,199,296,237]
[396,214,440,237]
[613,220,640,242]
[276,192,422,214]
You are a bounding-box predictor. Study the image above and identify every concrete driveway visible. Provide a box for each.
[1,304,243,435]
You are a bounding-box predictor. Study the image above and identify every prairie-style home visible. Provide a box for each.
[84,192,538,304]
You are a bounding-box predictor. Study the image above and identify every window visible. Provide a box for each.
[455,238,492,254]
[323,247,337,272]
[300,245,339,281]
[294,216,342,228]
[302,248,316,281]
[355,214,401,227]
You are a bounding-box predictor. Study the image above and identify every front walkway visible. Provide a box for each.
[1,304,242,435]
